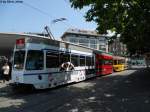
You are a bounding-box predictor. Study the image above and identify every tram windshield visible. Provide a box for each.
[25,50,44,70]
[14,50,25,70]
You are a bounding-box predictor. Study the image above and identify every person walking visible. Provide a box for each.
[8,61,12,80]
[2,62,10,83]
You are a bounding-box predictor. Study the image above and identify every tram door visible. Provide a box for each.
[95,54,101,76]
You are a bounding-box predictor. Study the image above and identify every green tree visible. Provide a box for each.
[69,0,150,54]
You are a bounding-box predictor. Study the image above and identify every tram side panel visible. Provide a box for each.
[95,52,113,75]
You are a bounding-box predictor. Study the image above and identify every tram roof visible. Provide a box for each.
[93,50,113,55]
[113,55,125,60]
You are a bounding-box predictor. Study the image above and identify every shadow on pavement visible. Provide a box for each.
[0,68,150,112]
[0,82,12,97]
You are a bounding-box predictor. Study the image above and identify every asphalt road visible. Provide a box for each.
[0,67,150,112]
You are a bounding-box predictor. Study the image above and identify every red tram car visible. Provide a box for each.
[95,51,113,75]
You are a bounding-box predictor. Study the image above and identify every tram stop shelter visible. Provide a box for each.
[0,32,48,58]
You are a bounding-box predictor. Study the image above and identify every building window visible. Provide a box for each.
[101,48,106,51]
[90,39,97,49]
[99,45,106,51]
[69,38,78,44]
[79,38,89,47]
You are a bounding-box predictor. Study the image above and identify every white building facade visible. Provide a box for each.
[61,29,108,52]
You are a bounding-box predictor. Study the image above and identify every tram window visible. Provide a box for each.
[46,52,59,68]
[98,60,103,65]
[86,56,91,66]
[118,60,121,64]
[26,50,44,70]
[118,60,124,64]
[104,60,113,65]
[60,53,70,64]
[80,56,85,66]
[14,51,25,69]
[91,56,94,66]
[71,54,79,66]
[121,60,125,64]
[113,60,118,65]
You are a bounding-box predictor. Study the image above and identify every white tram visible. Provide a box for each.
[12,37,96,89]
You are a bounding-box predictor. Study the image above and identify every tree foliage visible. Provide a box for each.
[69,0,150,54]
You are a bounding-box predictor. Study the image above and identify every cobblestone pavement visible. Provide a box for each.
[0,67,150,112]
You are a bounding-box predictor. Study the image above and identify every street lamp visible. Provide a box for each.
[51,18,67,24]
[44,18,67,40]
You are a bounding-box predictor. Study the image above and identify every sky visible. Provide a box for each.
[0,0,97,39]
